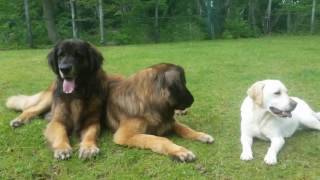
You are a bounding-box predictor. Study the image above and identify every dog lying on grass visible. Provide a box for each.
[240,80,320,165]
[106,63,213,162]
[6,40,213,161]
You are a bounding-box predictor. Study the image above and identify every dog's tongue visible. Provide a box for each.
[63,79,75,94]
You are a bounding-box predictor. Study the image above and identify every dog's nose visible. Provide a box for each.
[290,99,297,110]
[59,64,72,74]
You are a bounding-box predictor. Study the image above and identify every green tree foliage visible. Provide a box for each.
[0,0,319,48]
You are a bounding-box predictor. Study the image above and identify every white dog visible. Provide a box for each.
[240,80,320,165]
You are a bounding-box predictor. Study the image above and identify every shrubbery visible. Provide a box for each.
[0,0,318,48]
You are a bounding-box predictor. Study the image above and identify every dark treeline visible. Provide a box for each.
[0,0,319,48]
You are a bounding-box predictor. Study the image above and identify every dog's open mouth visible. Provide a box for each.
[63,79,75,94]
[269,106,292,118]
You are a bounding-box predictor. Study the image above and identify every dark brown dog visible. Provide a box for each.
[7,39,108,160]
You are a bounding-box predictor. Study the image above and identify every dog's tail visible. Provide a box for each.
[6,92,44,111]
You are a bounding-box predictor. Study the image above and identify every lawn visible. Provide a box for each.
[1,36,320,179]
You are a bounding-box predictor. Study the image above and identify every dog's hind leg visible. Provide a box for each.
[173,122,214,143]
[10,90,52,128]
[293,98,320,130]
[299,112,320,130]
[6,92,44,111]
[113,118,196,162]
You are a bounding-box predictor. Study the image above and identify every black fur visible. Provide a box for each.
[48,39,106,99]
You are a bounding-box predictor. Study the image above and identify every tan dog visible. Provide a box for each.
[106,63,213,162]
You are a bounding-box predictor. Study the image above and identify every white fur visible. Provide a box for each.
[240,80,320,165]
[6,92,43,111]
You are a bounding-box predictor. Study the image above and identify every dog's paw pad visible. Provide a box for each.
[54,148,72,160]
[170,149,196,162]
[198,134,214,144]
[10,119,24,128]
[240,152,253,161]
[264,154,277,165]
[79,146,100,159]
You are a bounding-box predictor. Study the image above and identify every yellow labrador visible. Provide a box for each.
[240,80,320,165]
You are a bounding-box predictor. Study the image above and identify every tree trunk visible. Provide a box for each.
[264,0,272,34]
[206,0,214,39]
[154,0,160,42]
[70,0,77,38]
[43,0,59,43]
[248,0,257,33]
[196,0,203,16]
[224,0,231,18]
[286,0,293,33]
[97,0,105,44]
[287,9,292,33]
[24,0,33,47]
[311,0,316,34]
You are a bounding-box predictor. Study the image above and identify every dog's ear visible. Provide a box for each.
[164,70,179,85]
[156,69,180,91]
[162,69,194,109]
[88,43,103,72]
[47,46,59,75]
[247,81,265,106]
[155,71,166,94]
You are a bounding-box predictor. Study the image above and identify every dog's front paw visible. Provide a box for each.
[197,133,214,144]
[44,112,52,121]
[240,151,253,161]
[10,118,24,128]
[264,153,277,165]
[175,109,188,116]
[54,147,72,160]
[170,148,196,162]
[79,145,100,159]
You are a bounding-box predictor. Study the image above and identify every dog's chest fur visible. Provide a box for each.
[55,95,102,134]
[70,99,83,128]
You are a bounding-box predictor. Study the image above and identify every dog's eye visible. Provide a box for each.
[274,91,281,95]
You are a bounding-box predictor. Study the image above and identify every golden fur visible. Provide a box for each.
[106,63,214,161]
[6,63,214,162]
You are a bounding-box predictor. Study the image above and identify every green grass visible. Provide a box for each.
[1,36,320,179]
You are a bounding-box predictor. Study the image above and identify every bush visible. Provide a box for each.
[159,16,207,42]
[224,17,258,38]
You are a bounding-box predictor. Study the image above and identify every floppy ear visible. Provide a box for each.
[154,68,182,92]
[155,72,166,93]
[164,70,178,84]
[47,46,59,75]
[88,43,103,72]
[166,70,185,93]
[165,69,194,109]
[154,70,179,98]
[247,81,265,106]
